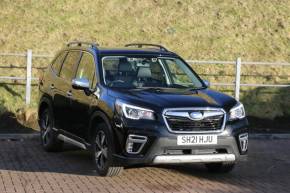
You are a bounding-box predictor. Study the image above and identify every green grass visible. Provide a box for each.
[0,0,289,120]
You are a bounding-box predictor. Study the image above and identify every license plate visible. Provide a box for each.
[177,135,217,145]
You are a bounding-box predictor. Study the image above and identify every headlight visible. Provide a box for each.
[115,100,155,120]
[229,102,246,120]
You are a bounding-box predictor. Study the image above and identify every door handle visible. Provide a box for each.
[66,91,73,97]
[50,84,55,89]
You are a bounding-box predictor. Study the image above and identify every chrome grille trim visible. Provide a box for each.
[162,107,227,134]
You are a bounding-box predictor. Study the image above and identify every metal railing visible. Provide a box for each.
[0,50,289,105]
[187,59,290,100]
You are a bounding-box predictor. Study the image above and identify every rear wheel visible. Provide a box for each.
[205,162,235,173]
[93,123,123,176]
[39,107,63,152]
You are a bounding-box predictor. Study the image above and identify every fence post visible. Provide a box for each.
[26,49,32,105]
[235,57,241,101]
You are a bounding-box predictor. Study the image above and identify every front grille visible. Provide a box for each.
[163,108,225,133]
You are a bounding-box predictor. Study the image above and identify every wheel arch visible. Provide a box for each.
[38,95,53,121]
[89,110,118,152]
[89,110,112,137]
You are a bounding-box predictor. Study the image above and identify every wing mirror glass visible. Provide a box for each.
[203,80,210,88]
[72,78,90,90]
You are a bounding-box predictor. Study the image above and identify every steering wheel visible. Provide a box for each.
[108,79,125,87]
[112,80,124,83]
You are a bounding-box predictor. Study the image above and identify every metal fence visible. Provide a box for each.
[0,50,290,105]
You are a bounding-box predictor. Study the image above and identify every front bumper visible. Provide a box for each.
[112,118,249,166]
[153,154,236,164]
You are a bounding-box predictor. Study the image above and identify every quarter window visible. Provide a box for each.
[51,51,67,75]
[60,51,80,81]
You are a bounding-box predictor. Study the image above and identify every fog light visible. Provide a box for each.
[126,135,147,154]
[239,133,248,153]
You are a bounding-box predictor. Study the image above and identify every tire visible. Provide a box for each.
[39,107,63,152]
[93,123,123,177]
[205,162,235,173]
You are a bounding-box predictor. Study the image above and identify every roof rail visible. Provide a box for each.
[124,43,168,52]
[67,41,99,48]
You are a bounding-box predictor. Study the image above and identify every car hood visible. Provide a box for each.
[108,87,237,112]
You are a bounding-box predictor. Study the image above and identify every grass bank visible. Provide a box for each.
[0,0,289,130]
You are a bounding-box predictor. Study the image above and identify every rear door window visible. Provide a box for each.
[59,51,81,81]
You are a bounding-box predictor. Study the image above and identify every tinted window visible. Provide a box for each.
[51,51,67,74]
[75,52,96,88]
[60,51,80,81]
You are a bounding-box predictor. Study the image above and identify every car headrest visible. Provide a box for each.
[118,58,133,72]
[137,67,152,78]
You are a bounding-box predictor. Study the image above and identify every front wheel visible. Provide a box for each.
[205,162,235,173]
[93,123,123,177]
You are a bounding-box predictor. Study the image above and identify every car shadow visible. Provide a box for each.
[0,137,215,177]
[0,111,37,134]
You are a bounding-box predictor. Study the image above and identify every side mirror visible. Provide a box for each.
[72,78,90,90]
[203,80,210,88]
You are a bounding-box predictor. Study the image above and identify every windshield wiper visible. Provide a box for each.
[169,84,189,88]
[187,86,206,91]
[170,84,205,90]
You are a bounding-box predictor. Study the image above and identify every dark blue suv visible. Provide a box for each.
[38,42,249,176]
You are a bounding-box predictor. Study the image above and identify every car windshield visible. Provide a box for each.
[102,56,204,89]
